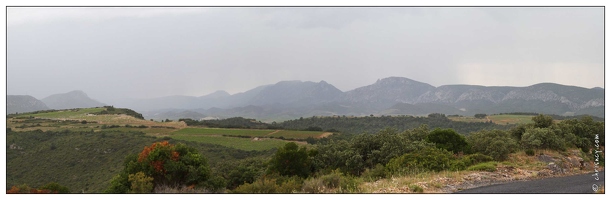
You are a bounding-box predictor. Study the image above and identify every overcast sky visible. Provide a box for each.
[7,7,604,102]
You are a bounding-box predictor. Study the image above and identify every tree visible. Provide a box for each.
[105,141,210,193]
[474,114,487,119]
[467,130,518,161]
[521,128,565,150]
[426,128,469,154]
[532,114,553,128]
[269,142,311,178]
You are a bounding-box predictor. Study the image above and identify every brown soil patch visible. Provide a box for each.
[317,132,333,139]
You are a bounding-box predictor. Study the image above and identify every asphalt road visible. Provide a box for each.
[455,171,605,194]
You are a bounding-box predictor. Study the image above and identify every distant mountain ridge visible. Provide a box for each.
[110,77,603,120]
[41,90,106,110]
[7,78,604,120]
[7,95,49,114]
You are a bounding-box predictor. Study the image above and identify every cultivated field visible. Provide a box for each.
[171,128,274,137]
[449,114,535,125]
[8,107,329,151]
[171,135,290,151]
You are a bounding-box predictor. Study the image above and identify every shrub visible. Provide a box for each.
[336,175,362,193]
[320,170,342,188]
[467,162,497,172]
[532,114,553,128]
[386,147,454,175]
[7,184,32,194]
[525,149,535,156]
[128,172,154,193]
[269,142,311,178]
[461,153,494,166]
[468,130,518,161]
[521,128,565,150]
[202,174,227,193]
[410,184,424,193]
[105,141,211,193]
[426,128,470,154]
[232,178,278,194]
[302,177,325,193]
[39,182,71,194]
[361,164,387,181]
[276,176,303,193]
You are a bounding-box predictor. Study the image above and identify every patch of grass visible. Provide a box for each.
[467,162,498,172]
[488,115,534,125]
[15,108,105,119]
[410,184,424,193]
[171,135,289,151]
[272,130,325,139]
[172,128,273,137]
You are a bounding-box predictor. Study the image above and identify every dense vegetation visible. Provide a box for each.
[6,107,604,193]
[495,112,604,121]
[279,114,512,135]
[92,106,144,119]
[6,128,274,193]
[179,117,281,129]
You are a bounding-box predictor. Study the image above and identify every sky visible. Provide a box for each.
[6,7,604,102]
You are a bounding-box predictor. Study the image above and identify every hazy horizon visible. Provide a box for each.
[6,76,605,101]
[7,7,604,102]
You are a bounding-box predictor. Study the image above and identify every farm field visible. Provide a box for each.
[271,130,331,139]
[17,107,105,119]
[488,115,536,125]
[171,127,274,137]
[171,135,290,151]
[449,114,535,125]
[8,108,328,151]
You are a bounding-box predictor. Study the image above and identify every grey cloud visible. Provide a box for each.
[7,7,603,103]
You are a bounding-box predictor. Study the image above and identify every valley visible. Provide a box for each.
[5,106,605,193]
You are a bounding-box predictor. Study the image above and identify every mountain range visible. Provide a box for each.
[6,77,604,120]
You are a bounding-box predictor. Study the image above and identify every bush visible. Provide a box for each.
[521,128,566,150]
[105,141,211,193]
[302,177,325,193]
[386,147,454,174]
[410,184,424,193]
[426,128,470,154]
[461,153,494,166]
[128,172,154,193]
[468,130,518,161]
[269,142,311,178]
[39,182,71,194]
[276,176,303,193]
[202,174,227,193]
[525,149,535,156]
[361,164,386,181]
[467,162,497,172]
[321,171,342,189]
[232,178,278,193]
[7,184,32,194]
[532,114,554,128]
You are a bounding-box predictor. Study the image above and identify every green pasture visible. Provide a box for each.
[171,135,289,151]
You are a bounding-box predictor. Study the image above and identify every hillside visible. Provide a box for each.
[7,95,49,114]
[41,90,106,109]
[102,77,602,120]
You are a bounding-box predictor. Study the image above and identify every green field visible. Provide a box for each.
[449,114,535,125]
[171,135,289,151]
[15,108,105,119]
[272,130,325,139]
[171,127,274,137]
[488,115,535,125]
